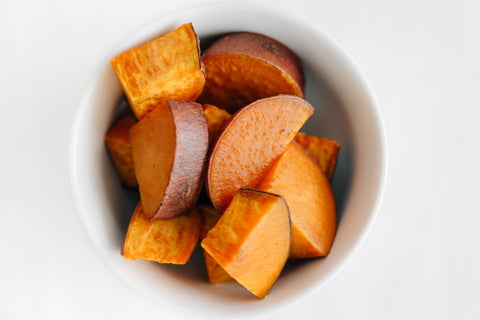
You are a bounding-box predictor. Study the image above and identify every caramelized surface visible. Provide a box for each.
[203,104,232,148]
[122,203,202,264]
[110,23,205,119]
[294,132,340,180]
[104,112,138,188]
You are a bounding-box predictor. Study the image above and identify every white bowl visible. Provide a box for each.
[69,3,387,319]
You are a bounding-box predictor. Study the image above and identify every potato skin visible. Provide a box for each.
[203,32,304,93]
[154,100,209,220]
[198,32,304,113]
[130,99,209,220]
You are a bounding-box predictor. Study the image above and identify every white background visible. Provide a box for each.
[1,0,479,319]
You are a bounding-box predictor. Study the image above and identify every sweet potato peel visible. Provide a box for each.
[198,32,304,113]
[130,99,208,220]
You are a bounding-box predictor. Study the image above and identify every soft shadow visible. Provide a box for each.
[302,61,355,224]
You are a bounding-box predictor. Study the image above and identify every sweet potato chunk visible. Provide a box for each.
[257,142,336,258]
[130,99,208,220]
[122,202,202,264]
[206,95,313,213]
[294,132,340,180]
[197,205,233,284]
[110,23,205,119]
[203,104,232,148]
[198,32,304,113]
[104,111,138,188]
[201,189,290,299]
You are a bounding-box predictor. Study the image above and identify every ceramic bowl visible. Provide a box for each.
[69,3,387,319]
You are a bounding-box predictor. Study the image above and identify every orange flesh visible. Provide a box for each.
[110,23,205,119]
[197,205,233,284]
[129,103,175,218]
[202,104,232,148]
[294,132,340,180]
[199,54,303,113]
[122,202,202,264]
[104,112,138,188]
[207,95,313,213]
[201,189,290,299]
[257,142,336,258]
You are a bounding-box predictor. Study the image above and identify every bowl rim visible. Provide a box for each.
[68,2,388,318]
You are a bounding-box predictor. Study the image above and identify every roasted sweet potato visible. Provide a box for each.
[203,104,232,148]
[206,95,313,213]
[257,142,336,258]
[130,99,208,220]
[294,132,340,180]
[122,202,202,264]
[198,32,304,113]
[110,23,205,119]
[201,189,291,299]
[197,205,233,284]
[104,111,138,188]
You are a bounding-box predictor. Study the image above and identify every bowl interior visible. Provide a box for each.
[69,3,386,319]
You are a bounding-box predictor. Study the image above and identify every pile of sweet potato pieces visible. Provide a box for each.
[105,23,339,299]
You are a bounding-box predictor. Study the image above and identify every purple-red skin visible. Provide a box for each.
[203,32,304,95]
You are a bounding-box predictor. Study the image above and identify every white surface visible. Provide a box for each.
[1,0,479,319]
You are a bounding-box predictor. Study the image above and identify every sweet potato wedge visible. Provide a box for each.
[257,142,336,258]
[104,111,138,188]
[203,104,232,148]
[206,95,313,213]
[198,32,304,113]
[201,189,291,299]
[122,202,202,264]
[110,23,205,119]
[294,132,340,180]
[197,205,233,284]
[130,99,208,220]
